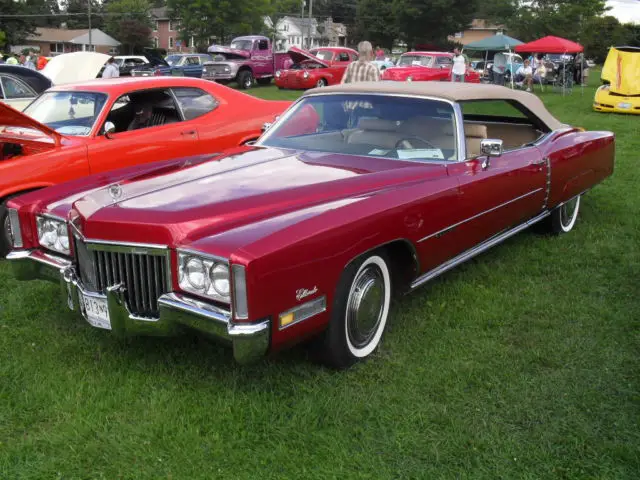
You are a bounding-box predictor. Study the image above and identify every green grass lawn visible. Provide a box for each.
[1,75,639,479]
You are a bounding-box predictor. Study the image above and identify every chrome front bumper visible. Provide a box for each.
[7,249,270,364]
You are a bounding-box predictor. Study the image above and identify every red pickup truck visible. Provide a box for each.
[203,35,292,89]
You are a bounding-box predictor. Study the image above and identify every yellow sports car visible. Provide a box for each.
[593,46,640,115]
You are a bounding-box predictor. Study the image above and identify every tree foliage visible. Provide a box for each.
[0,0,36,48]
[104,0,152,53]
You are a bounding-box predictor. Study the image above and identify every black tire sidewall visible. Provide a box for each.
[238,71,253,89]
[321,252,391,368]
[0,201,10,258]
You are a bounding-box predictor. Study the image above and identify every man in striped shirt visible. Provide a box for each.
[341,41,381,84]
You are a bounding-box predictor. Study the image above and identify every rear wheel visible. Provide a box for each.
[315,78,328,87]
[320,252,392,368]
[237,70,254,89]
[549,195,581,234]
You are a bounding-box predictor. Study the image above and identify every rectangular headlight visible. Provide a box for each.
[232,264,248,320]
[177,251,230,304]
[35,215,70,255]
[6,208,23,248]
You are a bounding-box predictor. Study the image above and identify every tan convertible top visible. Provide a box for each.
[304,81,565,131]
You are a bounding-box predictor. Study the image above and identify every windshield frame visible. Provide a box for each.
[256,92,465,163]
[23,90,110,137]
[398,55,434,67]
[230,40,254,51]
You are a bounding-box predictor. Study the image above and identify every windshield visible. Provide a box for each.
[398,55,433,67]
[23,91,108,136]
[165,55,182,66]
[311,50,334,61]
[260,94,457,162]
[546,54,572,63]
[230,40,253,51]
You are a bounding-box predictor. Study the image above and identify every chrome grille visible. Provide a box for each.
[75,239,170,318]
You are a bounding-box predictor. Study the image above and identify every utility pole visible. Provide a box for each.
[300,1,305,48]
[308,0,313,49]
[88,0,92,50]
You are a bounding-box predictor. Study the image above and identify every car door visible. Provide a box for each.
[0,75,37,111]
[86,88,198,174]
[252,39,273,77]
[444,101,547,250]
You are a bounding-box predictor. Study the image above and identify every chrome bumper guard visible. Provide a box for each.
[7,250,270,364]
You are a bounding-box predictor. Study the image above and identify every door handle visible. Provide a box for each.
[181,130,196,136]
[532,158,546,166]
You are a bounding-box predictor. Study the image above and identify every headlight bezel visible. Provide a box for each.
[177,249,231,304]
[35,214,70,256]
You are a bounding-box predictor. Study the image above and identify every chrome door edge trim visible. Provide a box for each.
[418,188,544,243]
[410,210,550,290]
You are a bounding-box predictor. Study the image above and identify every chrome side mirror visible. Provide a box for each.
[104,121,116,139]
[480,139,503,157]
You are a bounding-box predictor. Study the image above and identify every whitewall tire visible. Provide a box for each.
[550,195,581,234]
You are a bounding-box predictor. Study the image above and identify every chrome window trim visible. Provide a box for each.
[256,92,465,162]
[418,188,544,243]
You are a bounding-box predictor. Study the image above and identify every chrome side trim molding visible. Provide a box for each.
[410,211,550,290]
[418,188,544,243]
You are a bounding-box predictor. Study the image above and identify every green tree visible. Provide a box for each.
[581,15,629,63]
[353,0,400,50]
[396,0,479,49]
[61,0,104,30]
[105,0,152,53]
[0,0,35,48]
[0,30,6,49]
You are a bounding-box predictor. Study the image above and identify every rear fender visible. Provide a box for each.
[539,129,615,207]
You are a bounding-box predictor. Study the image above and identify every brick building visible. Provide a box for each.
[151,6,198,53]
[448,19,505,46]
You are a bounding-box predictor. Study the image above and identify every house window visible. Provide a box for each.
[153,21,158,32]
[169,20,180,32]
[152,37,158,48]
[496,29,504,35]
[169,37,174,48]
[50,43,65,54]
[454,32,464,38]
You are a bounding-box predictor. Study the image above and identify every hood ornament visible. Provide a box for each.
[108,184,123,203]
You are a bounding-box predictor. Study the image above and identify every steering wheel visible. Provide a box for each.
[395,136,436,150]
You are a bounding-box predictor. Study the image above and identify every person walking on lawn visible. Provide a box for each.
[341,41,381,84]
[451,48,466,82]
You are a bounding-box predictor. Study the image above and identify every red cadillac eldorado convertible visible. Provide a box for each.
[382,51,481,83]
[5,83,614,368]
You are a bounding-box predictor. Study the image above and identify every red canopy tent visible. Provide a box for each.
[515,35,583,54]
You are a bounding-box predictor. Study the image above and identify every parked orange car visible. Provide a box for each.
[0,76,289,256]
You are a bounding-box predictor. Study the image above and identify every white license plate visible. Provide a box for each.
[81,293,111,330]
[618,102,632,109]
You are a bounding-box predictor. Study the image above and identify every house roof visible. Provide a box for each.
[469,19,504,30]
[26,28,120,46]
[151,6,170,20]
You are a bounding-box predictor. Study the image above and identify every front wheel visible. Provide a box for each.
[0,201,12,258]
[237,70,254,89]
[315,78,327,88]
[320,253,392,368]
[549,195,581,234]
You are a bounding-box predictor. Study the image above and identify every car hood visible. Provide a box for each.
[288,47,329,68]
[69,147,447,246]
[382,65,431,80]
[207,44,251,60]
[41,52,110,85]
[0,101,63,145]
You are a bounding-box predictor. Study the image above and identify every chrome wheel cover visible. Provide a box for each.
[3,213,13,247]
[346,265,385,349]
[316,79,326,87]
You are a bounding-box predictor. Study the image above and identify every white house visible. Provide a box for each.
[265,16,347,51]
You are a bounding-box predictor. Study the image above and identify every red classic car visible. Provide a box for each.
[0,76,289,256]
[382,51,481,83]
[275,47,358,89]
[5,82,614,367]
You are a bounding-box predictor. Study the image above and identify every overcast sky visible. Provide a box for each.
[606,0,640,24]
